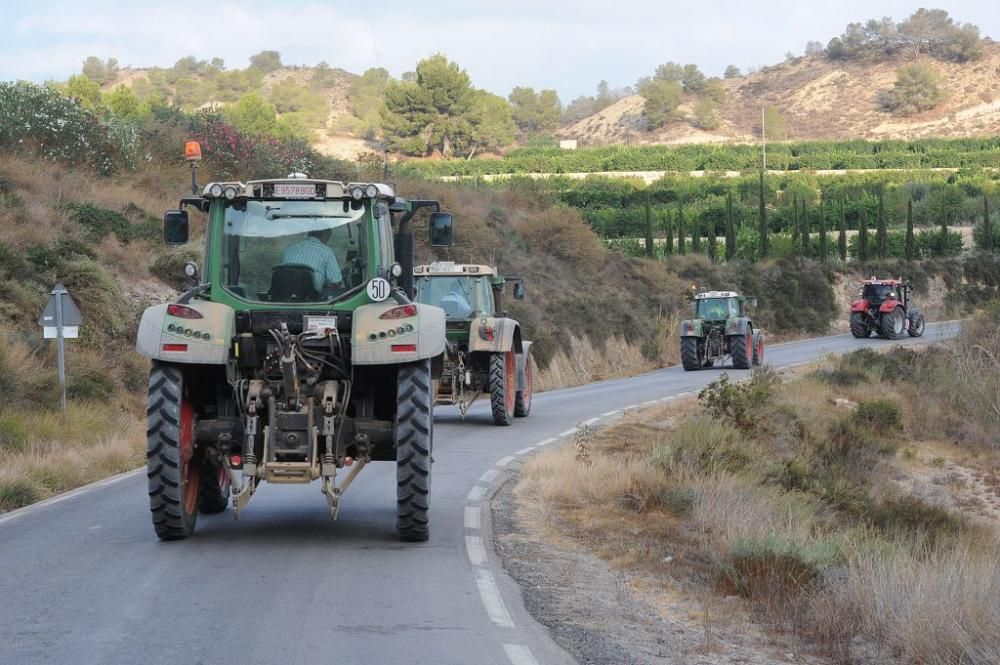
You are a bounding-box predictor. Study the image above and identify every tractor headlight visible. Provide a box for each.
[208,183,223,198]
[350,186,365,200]
[365,184,379,198]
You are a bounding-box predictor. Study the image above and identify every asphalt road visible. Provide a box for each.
[0,322,959,665]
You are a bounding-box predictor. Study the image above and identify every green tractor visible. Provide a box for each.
[679,291,764,371]
[413,262,532,426]
[135,148,454,541]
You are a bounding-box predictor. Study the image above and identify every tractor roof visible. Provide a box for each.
[199,178,396,201]
[414,262,496,277]
[861,277,903,286]
[694,290,741,300]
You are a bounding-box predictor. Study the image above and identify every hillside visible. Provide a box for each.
[560,41,1000,145]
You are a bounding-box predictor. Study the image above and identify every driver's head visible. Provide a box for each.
[308,229,332,244]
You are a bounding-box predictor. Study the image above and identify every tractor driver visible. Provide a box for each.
[703,299,728,320]
[439,279,473,317]
[282,229,344,293]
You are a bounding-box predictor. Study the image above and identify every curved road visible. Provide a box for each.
[0,322,958,665]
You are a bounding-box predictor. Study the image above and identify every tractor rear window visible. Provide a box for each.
[415,276,490,318]
[220,200,368,304]
[863,284,896,300]
[696,298,739,319]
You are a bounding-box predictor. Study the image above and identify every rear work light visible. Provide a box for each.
[167,304,203,319]
[379,305,417,320]
[391,344,417,353]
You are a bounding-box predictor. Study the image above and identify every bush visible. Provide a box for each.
[0,473,43,511]
[65,202,157,244]
[719,535,839,601]
[852,398,903,435]
[67,370,116,402]
[698,367,780,432]
[0,412,30,452]
[870,495,963,546]
[877,64,947,116]
[651,418,750,475]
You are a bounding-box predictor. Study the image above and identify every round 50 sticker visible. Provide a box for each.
[366,278,390,302]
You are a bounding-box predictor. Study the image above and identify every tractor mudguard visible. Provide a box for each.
[850,299,869,313]
[878,299,902,314]
[725,317,752,336]
[352,302,445,364]
[516,341,533,393]
[468,317,522,353]
[136,301,234,364]
[679,319,703,337]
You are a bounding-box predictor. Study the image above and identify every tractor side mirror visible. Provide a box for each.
[513,282,525,300]
[164,209,189,245]
[745,297,757,308]
[428,212,453,247]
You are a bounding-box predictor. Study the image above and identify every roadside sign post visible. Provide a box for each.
[38,283,83,417]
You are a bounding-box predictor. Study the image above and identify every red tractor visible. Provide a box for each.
[849,277,925,340]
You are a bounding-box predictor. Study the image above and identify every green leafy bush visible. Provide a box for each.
[853,398,903,435]
[698,368,780,432]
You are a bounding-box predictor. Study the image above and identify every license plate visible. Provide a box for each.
[304,316,337,334]
[274,183,316,198]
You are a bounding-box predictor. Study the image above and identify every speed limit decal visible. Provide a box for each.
[366,277,390,302]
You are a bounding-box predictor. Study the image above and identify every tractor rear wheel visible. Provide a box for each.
[880,307,905,340]
[730,331,752,370]
[907,312,925,337]
[680,337,701,371]
[752,332,764,366]
[850,313,869,339]
[490,351,515,426]
[198,463,230,514]
[146,361,200,540]
[514,350,533,418]
[396,360,433,542]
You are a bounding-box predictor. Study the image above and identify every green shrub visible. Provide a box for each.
[0,412,30,452]
[0,475,43,511]
[817,417,894,468]
[870,495,963,546]
[150,249,201,289]
[814,366,869,387]
[658,485,698,515]
[64,202,156,244]
[67,371,116,402]
[651,418,751,474]
[853,398,903,435]
[719,535,839,600]
[698,367,780,432]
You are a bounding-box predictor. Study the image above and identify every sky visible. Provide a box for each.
[1,1,998,101]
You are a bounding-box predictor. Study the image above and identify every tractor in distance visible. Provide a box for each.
[680,290,764,371]
[412,262,533,425]
[135,141,455,541]
[850,277,925,340]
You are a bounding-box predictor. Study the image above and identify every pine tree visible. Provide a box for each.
[800,198,809,256]
[876,189,887,259]
[905,198,915,260]
[839,197,848,261]
[644,196,654,258]
[676,200,686,255]
[725,191,736,260]
[758,171,768,259]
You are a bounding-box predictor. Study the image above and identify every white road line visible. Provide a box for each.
[475,569,515,628]
[479,469,500,484]
[581,417,600,426]
[535,437,557,446]
[467,485,488,501]
[466,535,488,566]
[496,455,516,467]
[464,506,481,530]
[622,404,639,411]
[514,446,535,456]
[558,428,577,437]
[640,400,658,406]
[600,409,620,417]
[0,468,144,527]
[657,396,674,402]
[503,644,541,665]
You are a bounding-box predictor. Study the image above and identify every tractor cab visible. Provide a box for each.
[850,277,925,340]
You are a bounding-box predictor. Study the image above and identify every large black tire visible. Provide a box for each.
[730,330,753,370]
[489,351,515,426]
[146,362,200,540]
[849,312,869,339]
[198,463,230,514]
[752,332,764,366]
[907,312,925,337]
[396,360,433,542]
[680,337,701,371]
[514,350,533,418]
[880,307,905,340]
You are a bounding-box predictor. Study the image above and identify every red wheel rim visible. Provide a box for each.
[504,351,516,414]
[179,397,200,515]
[745,333,752,362]
[756,337,764,363]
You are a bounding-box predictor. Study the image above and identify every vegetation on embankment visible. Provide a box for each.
[517,309,1000,664]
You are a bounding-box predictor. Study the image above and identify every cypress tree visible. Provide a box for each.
[707,220,717,262]
[876,189,887,259]
[800,198,809,256]
[838,197,848,261]
[758,171,768,259]
[725,191,736,260]
[983,194,994,253]
[691,214,702,253]
[791,194,799,243]
[819,196,828,263]
[644,195,654,258]
[939,200,949,255]
[858,207,869,262]
[664,208,674,257]
[676,199,686,255]
[905,198,915,260]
